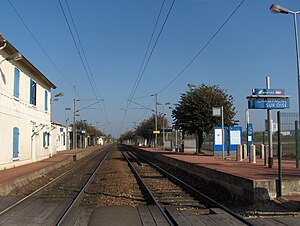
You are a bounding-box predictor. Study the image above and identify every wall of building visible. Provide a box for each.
[50,123,68,154]
[0,52,52,170]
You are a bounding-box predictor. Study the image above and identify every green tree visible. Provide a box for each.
[119,130,135,143]
[135,114,168,146]
[72,120,106,145]
[172,84,236,153]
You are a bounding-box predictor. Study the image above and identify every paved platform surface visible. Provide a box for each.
[142,148,300,206]
[0,145,100,185]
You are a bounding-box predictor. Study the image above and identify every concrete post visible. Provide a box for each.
[260,144,265,159]
[249,144,256,164]
[236,144,243,161]
[243,144,248,159]
[264,145,269,166]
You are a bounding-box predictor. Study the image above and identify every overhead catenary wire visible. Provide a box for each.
[64,0,104,104]
[129,0,176,101]
[119,0,176,136]
[7,0,107,130]
[64,0,109,124]
[7,0,73,87]
[157,0,245,94]
[128,0,168,102]
[58,0,110,125]
[119,0,168,135]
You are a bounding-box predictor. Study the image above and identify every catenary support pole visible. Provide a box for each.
[296,121,299,168]
[277,111,282,197]
[266,76,273,168]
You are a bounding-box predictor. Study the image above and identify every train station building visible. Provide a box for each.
[0,34,57,170]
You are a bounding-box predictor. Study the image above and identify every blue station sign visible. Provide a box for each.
[252,88,285,96]
[248,98,290,109]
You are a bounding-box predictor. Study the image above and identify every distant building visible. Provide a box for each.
[97,136,106,145]
[50,122,69,154]
[0,34,56,170]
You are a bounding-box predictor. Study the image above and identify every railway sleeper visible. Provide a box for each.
[151,191,189,195]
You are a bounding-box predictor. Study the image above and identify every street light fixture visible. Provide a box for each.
[54,92,64,98]
[270,4,300,164]
[270,4,291,14]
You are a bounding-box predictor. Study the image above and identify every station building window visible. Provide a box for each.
[13,68,20,98]
[30,79,37,105]
[44,90,48,111]
[43,132,50,147]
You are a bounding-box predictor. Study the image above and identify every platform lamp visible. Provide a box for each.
[65,107,71,150]
[270,4,300,135]
[151,93,158,148]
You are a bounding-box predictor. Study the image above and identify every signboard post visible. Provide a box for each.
[246,76,290,168]
[213,107,225,159]
[247,123,253,155]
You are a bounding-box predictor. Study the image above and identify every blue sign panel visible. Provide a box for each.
[213,126,228,151]
[229,126,242,151]
[247,123,253,154]
[248,98,290,109]
[252,88,285,96]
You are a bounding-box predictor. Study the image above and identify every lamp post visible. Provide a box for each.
[50,92,64,123]
[72,97,104,149]
[65,107,71,150]
[151,94,158,148]
[270,4,300,139]
[162,102,172,150]
[213,106,225,159]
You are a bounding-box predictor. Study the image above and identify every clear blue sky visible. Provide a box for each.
[1,0,300,137]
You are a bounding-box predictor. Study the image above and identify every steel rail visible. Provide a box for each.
[56,147,111,226]
[0,170,70,216]
[119,145,175,226]
[127,145,255,226]
[0,146,111,226]
[0,149,101,224]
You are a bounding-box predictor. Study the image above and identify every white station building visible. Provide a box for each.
[0,34,57,170]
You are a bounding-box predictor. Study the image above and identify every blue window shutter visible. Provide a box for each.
[44,90,48,111]
[43,132,46,147]
[13,127,19,158]
[47,133,50,146]
[30,79,33,104]
[14,68,20,98]
[29,79,36,105]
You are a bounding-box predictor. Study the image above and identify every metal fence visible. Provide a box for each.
[275,112,299,168]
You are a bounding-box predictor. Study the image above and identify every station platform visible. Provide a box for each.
[139,148,300,207]
[1,144,299,208]
[0,145,102,196]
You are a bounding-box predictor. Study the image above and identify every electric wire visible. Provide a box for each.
[6,0,73,87]
[128,0,167,102]
[131,0,175,100]
[119,0,167,135]
[58,0,110,126]
[119,0,176,136]
[64,0,109,125]
[157,0,245,94]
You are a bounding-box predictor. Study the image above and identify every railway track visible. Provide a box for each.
[2,143,294,225]
[119,144,254,226]
[0,145,112,226]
